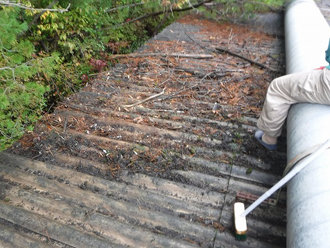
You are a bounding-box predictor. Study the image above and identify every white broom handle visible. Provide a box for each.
[241,138,330,218]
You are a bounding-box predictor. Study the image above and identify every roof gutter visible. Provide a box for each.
[285,0,330,247]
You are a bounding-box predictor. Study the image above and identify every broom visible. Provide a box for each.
[234,138,330,241]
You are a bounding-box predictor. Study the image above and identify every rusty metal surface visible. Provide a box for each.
[1,14,287,247]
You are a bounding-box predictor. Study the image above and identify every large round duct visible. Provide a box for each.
[285,0,330,247]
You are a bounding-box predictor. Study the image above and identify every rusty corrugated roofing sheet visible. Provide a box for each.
[1,14,287,247]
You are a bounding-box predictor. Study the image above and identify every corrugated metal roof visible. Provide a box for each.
[1,14,287,248]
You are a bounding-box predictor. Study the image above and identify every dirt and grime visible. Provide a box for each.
[1,13,288,248]
[12,14,286,174]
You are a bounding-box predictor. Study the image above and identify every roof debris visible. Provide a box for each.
[1,14,287,247]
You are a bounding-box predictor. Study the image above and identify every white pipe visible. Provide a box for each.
[285,0,329,73]
[285,0,330,247]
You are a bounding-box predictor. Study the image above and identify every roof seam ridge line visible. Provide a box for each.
[216,152,235,244]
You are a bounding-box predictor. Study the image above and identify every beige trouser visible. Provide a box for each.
[257,68,330,137]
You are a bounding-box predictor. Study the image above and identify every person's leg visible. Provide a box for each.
[256,68,330,149]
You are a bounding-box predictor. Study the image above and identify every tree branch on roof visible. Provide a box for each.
[103,0,213,30]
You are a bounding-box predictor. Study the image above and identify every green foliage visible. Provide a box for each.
[0,6,56,149]
[0,0,185,150]
[0,81,49,150]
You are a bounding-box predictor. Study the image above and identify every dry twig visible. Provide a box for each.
[161,71,215,101]
[103,0,212,30]
[105,2,144,13]
[0,1,70,12]
[121,87,166,109]
[184,30,282,73]
[215,47,279,72]
[106,53,214,59]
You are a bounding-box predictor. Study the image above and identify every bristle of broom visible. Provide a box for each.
[234,202,247,241]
